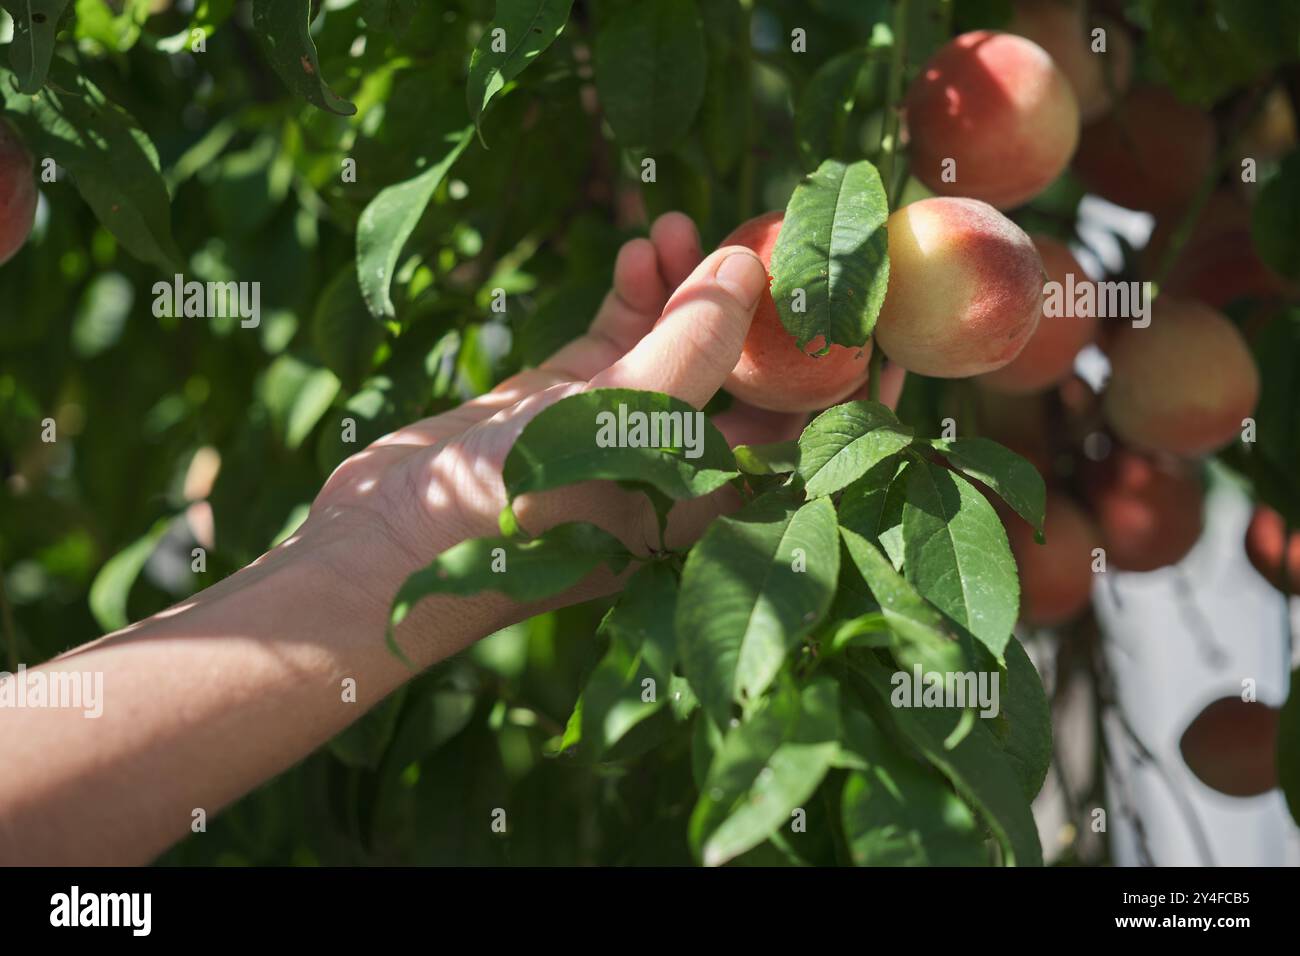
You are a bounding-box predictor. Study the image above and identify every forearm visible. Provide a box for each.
[0,519,504,866]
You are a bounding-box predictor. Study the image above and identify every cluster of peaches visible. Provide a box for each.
[717,3,1297,800]
[721,9,1296,623]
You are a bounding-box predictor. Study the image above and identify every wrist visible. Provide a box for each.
[284,509,507,675]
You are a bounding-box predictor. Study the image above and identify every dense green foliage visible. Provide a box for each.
[1,0,1298,866]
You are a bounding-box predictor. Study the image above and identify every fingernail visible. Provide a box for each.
[714,251,767,310]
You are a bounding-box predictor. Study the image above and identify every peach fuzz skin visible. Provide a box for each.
[1102,297,1260,458]
[0,119,36,266]
[718,211,874,413]
[903,30,1080,210]
[1007,495,1101,627]
[874,197,1044,379]
[976,235,1097,394]
[1009,1,1133,124]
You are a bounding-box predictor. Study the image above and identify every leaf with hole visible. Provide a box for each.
[251,0,357,115]
[0,0,72,93]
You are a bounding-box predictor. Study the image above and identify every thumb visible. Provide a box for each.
[587,247,767,409]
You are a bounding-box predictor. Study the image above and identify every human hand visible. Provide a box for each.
[300,212,810,662]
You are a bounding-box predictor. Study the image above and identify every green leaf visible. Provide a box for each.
[503,388,738,502]
[997,636,1052,800]
[602,561,678,685]
[821,611,892,655]
[467,0,574,139]
[356,126,474,320]
[677,490,839,724]
[259,355,340,451]
[770,158,890,352]
[1281,667,1300,828]
[839,707,987,866]
[389,522,627,632]
[903,460,1019,661]
[75,0,150,53]
[383,684,478,770]
[850,653,1043,866]
[594,0,706,150]
[561,632,664,759]
[251,0,357,115]
[312,267,386,391]
[690,677,841,866]
[930,436,1046,536]
[1141,0,1297,106]
[797,400,913,498]
[839,527,969,677]
[1253,152,1300,283]
[795,50,866,171]
[838,456,910,568]
[733,440,800,476]
[691,709,723,788]
[667,674,698,721]
[88,517,171,633]
[0,0,72,93]
[2,60,182,271]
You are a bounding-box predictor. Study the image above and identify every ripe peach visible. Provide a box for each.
[874,197,1044,378]
[903,30,1080,209]
[1073,86,1215,212]
[1179,697,1279,798]
[718,212,872,412]
[1009,2,1133,123]
[1144,191,1294,309]
[976,235,1098,394]
[1102,297,1259,457]
[1007,494,1100,626]
[1082,447,1203,572]
[1244,505,1300,593]
[0,119,37,266]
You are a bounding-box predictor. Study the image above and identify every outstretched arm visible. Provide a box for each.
[0,213,790,865]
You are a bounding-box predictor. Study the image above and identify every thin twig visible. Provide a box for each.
[878,0,911,208]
